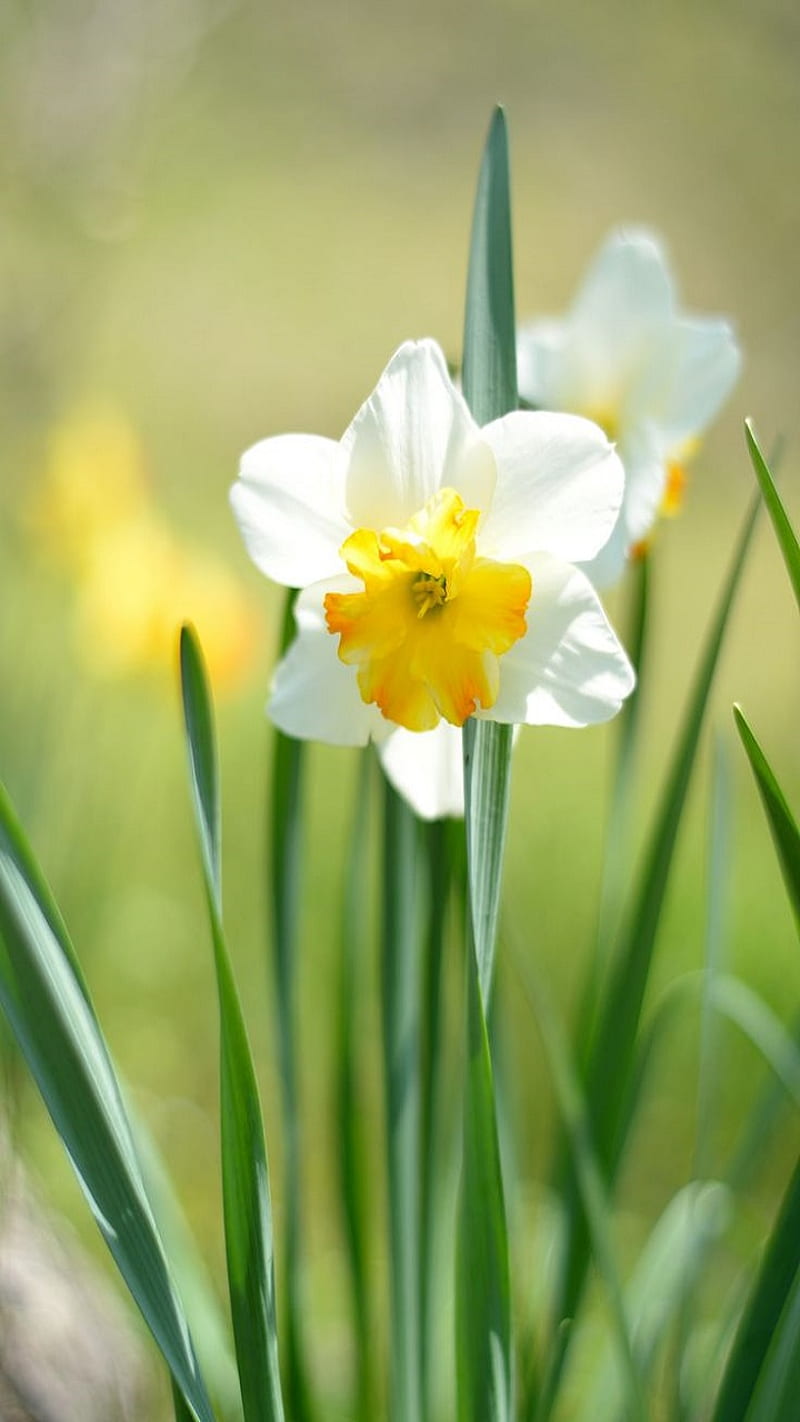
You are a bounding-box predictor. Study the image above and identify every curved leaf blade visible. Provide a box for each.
[0,781,215,1422]
[745,420,800,612]
[733,704,800,932]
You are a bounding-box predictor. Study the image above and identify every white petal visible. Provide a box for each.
[616,424,668,546]
[268,579,388,745]
[478,411,624,564]
[488,552,635,726]
[516,317,571,409]
[652,317,741,448]
[232,434,351,587]
[378,722,465,820]
[518,230,675,416]
[341,339,494,529]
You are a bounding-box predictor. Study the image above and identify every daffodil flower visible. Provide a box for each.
[231,339,634,813]
[517,229,741,584]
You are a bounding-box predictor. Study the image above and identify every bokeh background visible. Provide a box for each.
[1,0,799,1414]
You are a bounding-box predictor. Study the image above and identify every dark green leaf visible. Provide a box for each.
[745,420,800,612]
[0,783,215,1422]
[711,1153,800,1422]
[734,704,800,933]
[180,625,284,1422]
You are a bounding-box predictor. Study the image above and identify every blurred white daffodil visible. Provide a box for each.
[517,229,741,584]
[231,339,634,818]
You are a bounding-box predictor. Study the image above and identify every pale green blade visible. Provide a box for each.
[336,754,376,1421]
[0,782,215,1422]
[456,945,512,1422]
[588,1181,732,1422]
[455,104,516,1422]
[268,589,315,1422]
[461,105,517,426]
[380,771,423,1422]
[180,625,284,1422]
[733,704,800,933]
[745,419,800,611]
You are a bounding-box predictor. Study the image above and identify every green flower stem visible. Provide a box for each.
[269,591,315,1422]
[337,754,376,1422]
[381,773,423,1422]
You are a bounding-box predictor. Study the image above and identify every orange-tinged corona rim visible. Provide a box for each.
[324,488,532,732]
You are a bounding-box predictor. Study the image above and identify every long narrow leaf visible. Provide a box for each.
[337,754,376,1422]
[0,781,215,1422]
[456,947,512,1422]
[745,1265,800,1422]
[711,1152,800,1422]
[745,420,800,611]
[733,704,800,932]
[552,490,761,1344]
[180,625,284,1422]
[268,589,315,1422]
[381,772,423,1422]
[455,104,516,1422]
[519,957,647,1422]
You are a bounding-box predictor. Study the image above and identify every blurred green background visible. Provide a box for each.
[1,0,799,1413]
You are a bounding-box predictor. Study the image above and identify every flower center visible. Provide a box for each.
[412,571,448,617]
[324,487,532,732]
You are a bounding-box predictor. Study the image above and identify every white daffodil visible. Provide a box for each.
[517,228,741,584]
[231,339,635,818]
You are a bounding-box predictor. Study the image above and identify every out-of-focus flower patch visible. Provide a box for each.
[25,404,261,696]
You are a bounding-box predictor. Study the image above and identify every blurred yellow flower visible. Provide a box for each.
[27,405,150,574]
[27,404,261,695]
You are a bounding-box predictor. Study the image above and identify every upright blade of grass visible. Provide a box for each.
[518,958,647,1422]
[180,625,284,1422]
[268,589,315,1422]
[454,104,516,1422]
[733,705,800,932]
[671,741,731,1421]
[0,782,215,1422]
[419,815,456,1416]
[461,105,517,429]
[578,550,652,1054]
[456,942,512,1422]
[711,1153,800,1422]
[380,772,423,1422]
[549,490,761,1379]
[745,420,800,611]
[336,754,375,1422]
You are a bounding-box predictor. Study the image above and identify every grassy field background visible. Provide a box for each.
[1,0,799,1413]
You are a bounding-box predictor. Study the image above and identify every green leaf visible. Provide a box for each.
[0,783,215,1422]
[461,105,517,427]
[456,948,512,1422]
[745,420,800,612]
[552,490,761,1342]
[745,1266,800,1422]
[380,771,424,1422]
[520,958,647,1422]
[711,1153,800,1422]
[589,1181,732,1422]
[180,625,284,1422]
[733,704,800,933]
[455,104,516,1422]
[336,754,376,1422]
[463,719,514,1006]
[269,589,315,1422]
